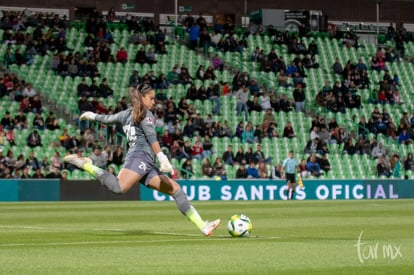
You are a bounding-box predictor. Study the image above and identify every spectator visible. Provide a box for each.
[45,112,60,130]
[32,167,44,178]
[377,156,391,177]
[283,122,296,138]
[236,164,248,179]
[201,158,213,177]
[298,159,311,178]
[116,47,128,63]
[371,142,387,159]
[392,154,401,178]
[1,111,14,129]
[188,24,200,50]
[242,122,258,144]
[246,162,259,178]
[293,84,306,112]
[398,128,412,145]
[145,48,157,64]
[404,153,414,171]
[307,154,322,177]
[318,154,331,174]
[257,161,268,178]
[212,157,226,179]
[235,86,249,121]
[89,146,107,169]
[25,151,41,171]
[222,145,235,165]
[26,130,42,148]
[13,110,28,129]
[191,141,204,161]
[332,58,343,75]
[98,78,114,98]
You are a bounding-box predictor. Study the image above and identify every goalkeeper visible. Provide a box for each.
[64,84,220,236]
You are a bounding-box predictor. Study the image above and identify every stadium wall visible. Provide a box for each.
[3,0,414,23]
[0,179,412,201]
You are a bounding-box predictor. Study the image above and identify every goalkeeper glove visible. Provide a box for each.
[157,152,173,173]
[80,111,97,121]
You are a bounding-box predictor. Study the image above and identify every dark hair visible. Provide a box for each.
[129,83,153,123]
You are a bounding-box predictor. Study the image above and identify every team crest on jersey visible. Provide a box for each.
[146,117,153,125]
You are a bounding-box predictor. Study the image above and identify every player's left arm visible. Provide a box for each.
[141,111,173,173]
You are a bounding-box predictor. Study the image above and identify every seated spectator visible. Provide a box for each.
[298,159,311,178]
[89,146,107,169]
[377,156,391,177]
[26,130,43,148]
[201,158,214,177]
[25,151,41,171]
[116,47,128,63]
[283,121,296,138]
[307,154,322,177]
[212,157,226,179]
[135,47,146,64]
[98,78,114,98]
[236,164,248,179]
[1,111,14,130]
[30,95,43,113]
[181,158,194,179]
[222,145,235,165]
[318,154,331,174]
[398,128,412,145]
[191,141,204,161]
[246,162,259,179]
[145,48,157,64]
[45,112,60,130]
[371,142,387,159]
[32,112,45,130]
[332,58,343,75]
[404,153,414,171]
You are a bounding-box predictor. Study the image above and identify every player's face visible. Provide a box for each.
[142,90,155,109]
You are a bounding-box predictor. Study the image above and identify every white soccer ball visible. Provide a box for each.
[227,214,252,237]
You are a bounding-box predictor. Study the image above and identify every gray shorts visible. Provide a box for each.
[123,151,161,186]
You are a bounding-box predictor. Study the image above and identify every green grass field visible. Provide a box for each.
[0,200,413,274]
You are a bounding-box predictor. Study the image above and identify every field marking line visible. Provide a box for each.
[0,236,278,248]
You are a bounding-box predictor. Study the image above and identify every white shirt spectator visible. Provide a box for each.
[310,127,320,141]
[23,84,36,98]
[260,93,271,110]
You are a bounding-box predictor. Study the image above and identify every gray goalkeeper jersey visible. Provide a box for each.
[95,108,157,157]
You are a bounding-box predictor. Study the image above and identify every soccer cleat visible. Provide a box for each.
[63,154,92,169]
[201,219,221,237]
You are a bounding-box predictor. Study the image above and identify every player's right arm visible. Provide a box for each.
[80,109,130,125]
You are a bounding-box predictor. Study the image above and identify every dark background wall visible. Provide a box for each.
[1,0,414,23]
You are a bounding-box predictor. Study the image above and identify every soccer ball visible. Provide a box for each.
[227,214,252,237]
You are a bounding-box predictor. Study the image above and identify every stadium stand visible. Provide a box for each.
[1,8,414,180]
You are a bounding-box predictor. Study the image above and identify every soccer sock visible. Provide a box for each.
[288,189,292,200]
[83,162,105,177]
[173,189,206,230]
[290,190,295,200]
[83,163,122,194]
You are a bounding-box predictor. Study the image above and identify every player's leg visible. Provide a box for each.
[290,182,296,199]
[147,174,220,236]
[287,181,292,200]
[63,154,140,194]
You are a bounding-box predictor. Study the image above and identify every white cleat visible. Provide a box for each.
[63,154,92,169]
[201,219,221,237]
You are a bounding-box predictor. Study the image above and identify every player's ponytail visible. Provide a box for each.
[129,84,152,123]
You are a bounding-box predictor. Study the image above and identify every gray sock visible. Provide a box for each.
[172,189,192,215]
[97,172,123,194]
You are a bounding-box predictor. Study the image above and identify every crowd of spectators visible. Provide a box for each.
[1,9,414,180]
